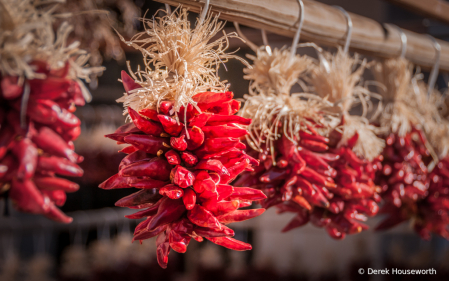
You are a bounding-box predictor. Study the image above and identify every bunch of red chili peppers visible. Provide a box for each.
[0,60,85,223]
[100,72,265,268]
[375,129,444,237]
[236,117,381,239]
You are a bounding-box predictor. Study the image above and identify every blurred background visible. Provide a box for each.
[1,0,449,280]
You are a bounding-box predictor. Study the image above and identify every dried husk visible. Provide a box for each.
[372,58,422,137]
[116,7,247,118]
[239,47,336,159]
[0,0,104,100]
[308,48,384,161]
[55,0,140,66]
[244,47,312,96]
[416,82,449,160]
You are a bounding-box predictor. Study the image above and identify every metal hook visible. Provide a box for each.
[428,35,441,97]
[334,6,352,54]
[261,30,269,47]
[289,0,305,62]
[198,0,210,25]
[233,22,258,52]
[398,28,407,59]
[261,30,272,55]
[165,4,171,15]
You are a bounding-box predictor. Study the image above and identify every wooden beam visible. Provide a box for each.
[386,0,449,26]
[154,0,449,72]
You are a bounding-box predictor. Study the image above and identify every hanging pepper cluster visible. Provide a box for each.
[236,44,384,239]
[0,0,103,222]
[99,8,265,268]
[371,58,437,235]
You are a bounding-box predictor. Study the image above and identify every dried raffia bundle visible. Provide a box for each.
[303,48,384,239]
[372,58,436,234]
[56,0,140,66]
[0,0,104,222]
[235,43,374,239]
[99,7,265,268]
[385,74,449,239]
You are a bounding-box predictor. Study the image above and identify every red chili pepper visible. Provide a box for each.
[159,101,173,115]
[10,179,49,214]
[119,150,149,170]
[346,132,359,149]
[156,232,170,268]
[43,203,72,223]
[299,139,329,152]
[205,237,252,251]
[118,145,139,154]
[228,187,267,201]
[11,138,38,180]
[130,179,169,189]
[216,209,265,224]
[193,225,234,237]
[128,107,164,136]
[299,130,329,144]
[259,167,289,183]
[133,224,166,242]
[32,126,80,163]
[220,158,250,184]
[121,71,141,94]
[325,226,345,240]
[123,134,169,155]
[145,198,186,231]
[165,149,181,165]
[34,176,79,192]
[300,167,335,188]
[202,125,248,138]
[98,174,131,190]
[195,159,229,176]
[168,230,191,254]
[115,190,162,209]
[170,165,195,188]
[26,99,80,128]
[181,151,198,166]
[298,148,332,171]
[139,108,160,122]
[170,135,188,151]
[41,189,66,206]
[160,184,184,199]
[202,200,239,216]
[206,115,251,126]
[120,157,171,181]
[189,112,212,127]
[182,188,196,210]
[192,91,233,111]
[28,76,71,100]
[193,171,216,194]
[125,201,162,219]
[158,115,183,136]
[187,204,221,229]
[1,75,23,99]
